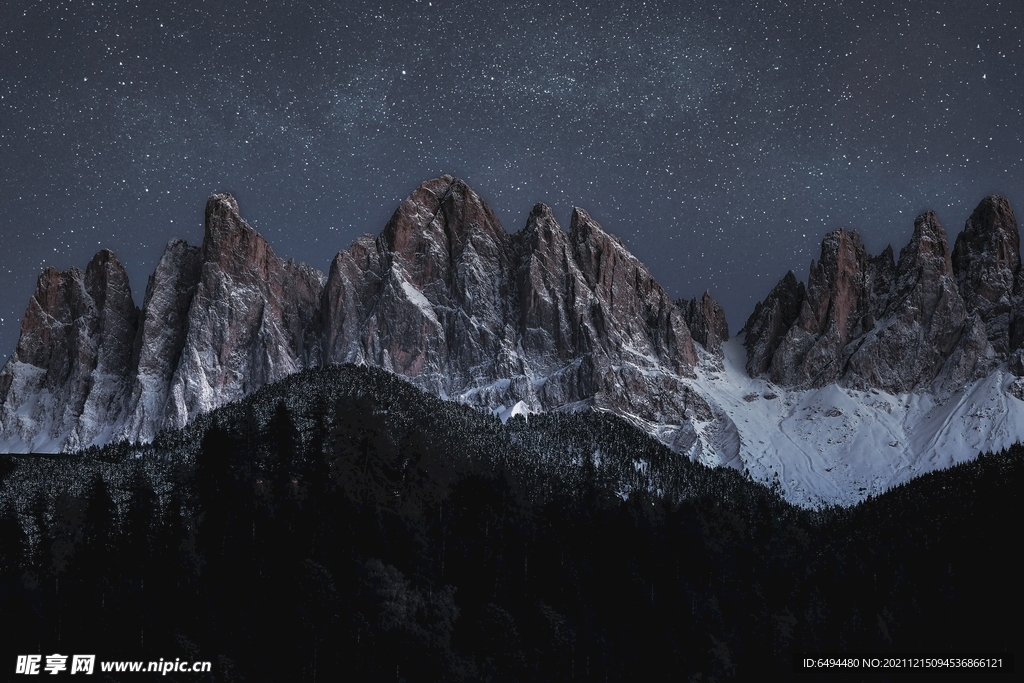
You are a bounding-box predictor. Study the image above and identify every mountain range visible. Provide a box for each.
[2,176,1022,505]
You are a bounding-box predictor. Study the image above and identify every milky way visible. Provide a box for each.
[1,0,1021,357]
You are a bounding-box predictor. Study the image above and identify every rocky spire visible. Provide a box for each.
[742,270,805,377]
[745,207,1000,393]
[952,195,1020,354]
[116,239,202,443]
[0,250,138,451]
[512,203,579,364]
[331,175,517,392]
[569,206,697,372]
[319,179,703,436]
[6,179,1016,457]
[160,193,324,432]
[767,229,871,386]
[682,291,729,356]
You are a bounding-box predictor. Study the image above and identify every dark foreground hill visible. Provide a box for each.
[0,364,1018,681]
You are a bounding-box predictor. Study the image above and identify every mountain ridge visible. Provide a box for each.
[1,177,1021,505]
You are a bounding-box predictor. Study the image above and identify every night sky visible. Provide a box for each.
[1,0,1021,359]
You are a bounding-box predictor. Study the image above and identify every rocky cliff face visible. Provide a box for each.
[0,194,324,451]
[743,198,1017,392]
[0,181,1018,466]
[327,176,518,395]
[116,238,201,444]
[952,195,1020,355]
[321,176,703,431]
[743,270,805,377]
[766,229,873,387]
[0,251,138,451]
[681,291,729,357]
[0,177,721,452]
[160,194,323,433]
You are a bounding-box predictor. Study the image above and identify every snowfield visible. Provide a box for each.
[682,336,1024,507]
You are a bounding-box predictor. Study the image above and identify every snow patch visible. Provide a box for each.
[492,400,530,424]
[400,280,440,326]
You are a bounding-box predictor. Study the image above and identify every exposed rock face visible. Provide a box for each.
[2,181,1019,462]
[513,203,579,366]
[0,251,138,451]
[767,229,872,386]
[117,239,202,443]
[321,177,701,428]
[952,195,1020,353]
[0,177,707,452]
[540,206,700,423]
[0,194,325,451]
[746,202,1011,393]
[324,176,524,400]
[567,206,697,374]
[865,246,897,327]
[681,291,729,355]
[321,234,384,367]
[742,271,805,377]
[845,211,992,391]
[161,194,324,432]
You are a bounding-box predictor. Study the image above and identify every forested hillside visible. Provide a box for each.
[0,365,1017,681]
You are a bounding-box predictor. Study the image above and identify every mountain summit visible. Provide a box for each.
[0,177,712,454]
[742,208,1006,393]
[1,178,1022,505]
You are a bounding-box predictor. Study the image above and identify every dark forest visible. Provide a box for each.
[0,365,1017,681]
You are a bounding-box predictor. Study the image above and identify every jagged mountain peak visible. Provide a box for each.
[86,247,123,269]
[0,246,138,451]
[201,191,286,274]
[952,195,1020,354]
[3,183,1023,508]
[960,194,1017,244]
[803,229,866,327]
[528,201,555,222]
[897,210,953,277]
[814,227,863,267]
[84,248,132,310]
[515,203,565,257]
[205,191,240,218]
[681,291,729,356]
[743,203,1012,393]
[954,195,1020,287]
[203,192,244,246]
[568,206,638,286]
[568,205,617,245]
[742,269,805,377]
[320,178,705,446]
[876,243,895,267]
[380,175,508,260]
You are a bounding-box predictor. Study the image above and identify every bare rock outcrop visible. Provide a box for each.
[568,206,697,374]
[322,176,521,399]
[320,177,701,425]
[681,291,729,355]
[161,193,324,432]
[8,179,1018,458]
[742,270,805,377]
[844,211,990,391]
[116,239,202,443]
[0,251,138,450]
[952,195,1020,354]
[747,203,1007,393]
[513,203,579,366]
[768,229,872,386]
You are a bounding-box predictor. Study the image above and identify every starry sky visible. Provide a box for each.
[1,0,1021,358]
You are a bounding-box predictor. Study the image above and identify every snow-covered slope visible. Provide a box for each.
[683,336,1024,506]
